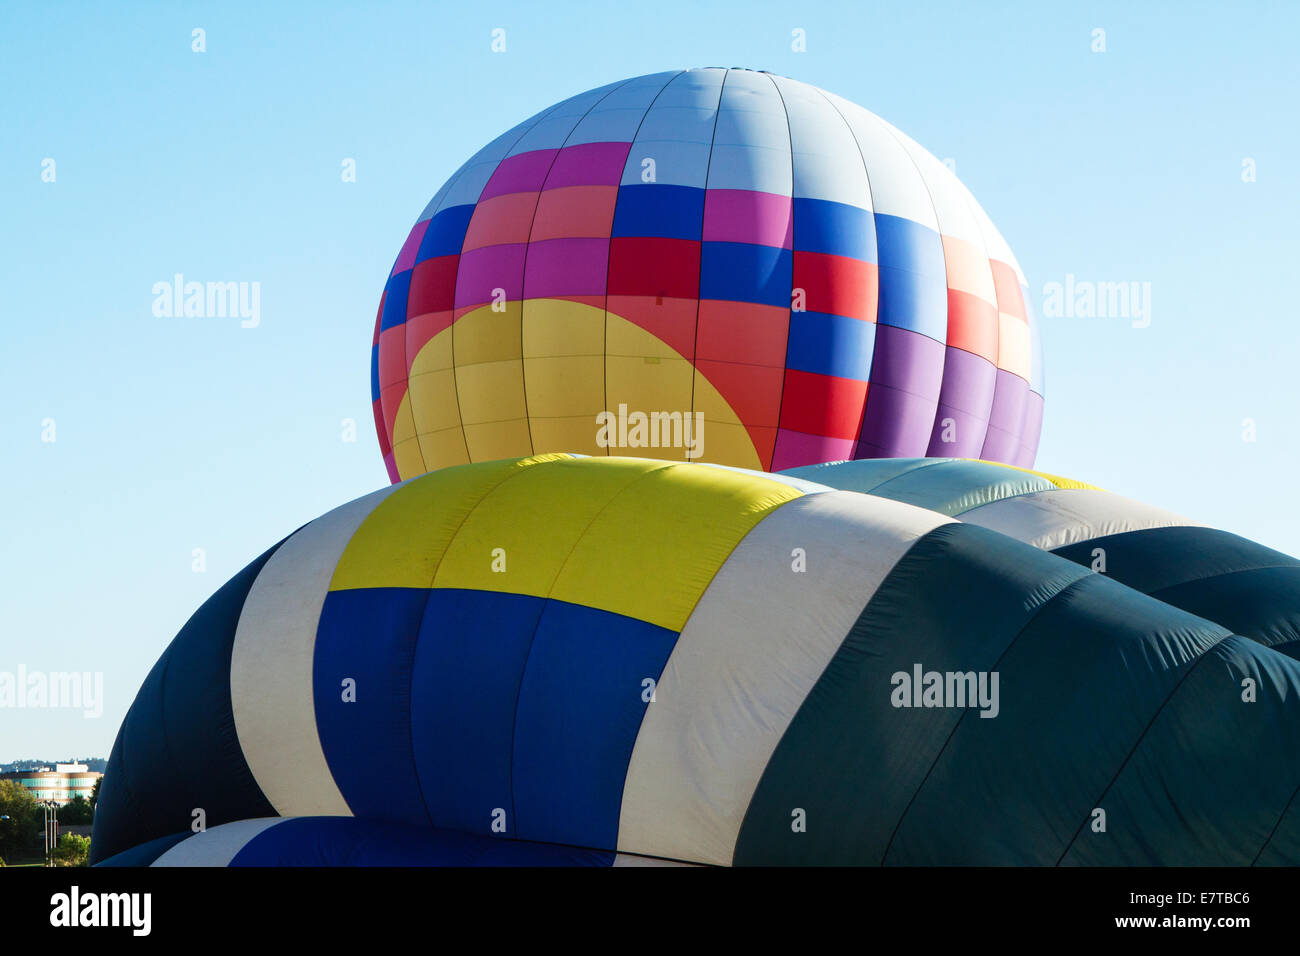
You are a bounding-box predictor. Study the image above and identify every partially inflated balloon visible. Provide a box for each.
[371,68,1044,481]
[93,456,1300,866]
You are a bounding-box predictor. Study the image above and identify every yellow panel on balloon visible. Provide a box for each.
[409,326,453,375]
[331,454,575,591]
[604,355,694,431]
[550,460,803,632]
[529,415,605,457]
[392,436,426,479]
[454,359,526,426]
[455,302,523,366]
[524,355,604,418]
[432,456,667,600]
[463,419,533,461]
[407,368,462,434]
[416,425,470,472]
[522,298,604,358]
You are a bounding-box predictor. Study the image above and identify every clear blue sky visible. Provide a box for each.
[3,0,1298,760]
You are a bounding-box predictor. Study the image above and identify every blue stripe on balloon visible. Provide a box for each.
[512,600,679,849]
[785,310,875,380]
[793,198,877,262]
[369,343,380,401]
[416,204,475,263]
[611,184,706,239]
[410,589,545,838]
[699,241,793,308]
[229,816,616,866]
[313,587,432,826]
[379,270,411,332]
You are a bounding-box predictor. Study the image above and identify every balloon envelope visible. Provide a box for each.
[93,456,1300,866]
[371,68,1044,482]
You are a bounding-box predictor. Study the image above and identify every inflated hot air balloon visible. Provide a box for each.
[371,69,1044,482]
[92,455,1300,866]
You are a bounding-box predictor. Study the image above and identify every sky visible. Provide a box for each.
[2,0,1298,760]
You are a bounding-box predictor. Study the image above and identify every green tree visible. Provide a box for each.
[90,776,101,811]
[57,795,94,826]
[51,832,90,867]
[0,780,42,863]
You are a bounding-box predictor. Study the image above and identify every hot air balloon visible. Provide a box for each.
[92,455,1300,866]
[371,68,1044,483]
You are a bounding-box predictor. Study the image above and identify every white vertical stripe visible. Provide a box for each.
[230,485,399,817]
[617,491,953,865]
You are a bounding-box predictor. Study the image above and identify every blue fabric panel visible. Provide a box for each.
[698,241,793,308]
[512,600,678,849]
[313,587,432,826]
[611,184,705,239]
[369,342,380,401]
[784,310,875,380]
[416,204,475,262]
[229,816,615,866]
[93,830,192,867]
[874,214,946,339]
[379,270,411,331]
[410,589,545,837]
[793,198,876,261]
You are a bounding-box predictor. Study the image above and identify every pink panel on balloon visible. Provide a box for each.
[771,429,856,470]
[544,142,632,189]
[479,150,560,201]
[390,220,430,277]
[702,189,793,249]
[522,238,611,298]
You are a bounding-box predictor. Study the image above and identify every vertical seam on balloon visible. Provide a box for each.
[1251,751,1300,865]
[397,455,574,833]
[879,566,1094,864]
[503,459,680,846]
[1053,630,1233,866]
[812,89,880,461]
[598,71,686,459]
[872,117,952,461]
[971,203,1032,462]
[440,106,568,472]
[401,167,475,479]
[763,72,797,472]
[517,78,639,458]
[947,182,1003,459]
[685,69,729,465]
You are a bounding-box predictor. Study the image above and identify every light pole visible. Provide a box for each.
[41,801,59,866]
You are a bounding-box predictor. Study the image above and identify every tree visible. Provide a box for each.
[51,832,90,867]
[90,776,101,811]
[57,795,94,826]
[0,780,41,863]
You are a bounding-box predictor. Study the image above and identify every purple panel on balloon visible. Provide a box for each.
[455,244,527,308]
[523,238,611,297]
[980,369,1030,463]
[926,346,998,458]
[1014,390,1045,468]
